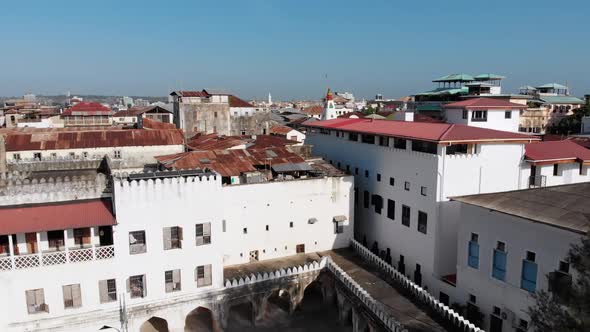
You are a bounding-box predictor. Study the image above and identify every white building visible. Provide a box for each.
[452,183,588,332]
[0,154,353,331]
[1,127,185,172]
[303,118,590,320]
[269,125,306,143]
[444,97,526,133]
[321,89,356,120]
[112,106,174,127]
[228,95,256,117]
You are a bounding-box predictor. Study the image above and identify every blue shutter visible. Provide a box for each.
[521,260,537,293]
[492,250,507,281]
[468,241,479,269]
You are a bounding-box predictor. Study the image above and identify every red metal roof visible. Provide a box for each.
[305,118,539,143]
[0,199,116,236]
[270,125,294,135]
[156,147,305,177]
[229,95,254,108]
[141,118,176,130]
[525,140,590,163]
[4,128,184,152]
[171,91,207,97]
[62,102,112,116]
[444,97,526,110]
[301,105,323,115]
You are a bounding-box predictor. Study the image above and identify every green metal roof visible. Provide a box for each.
[416,104,442,112]
[536,83,568,90]
[415,87,468,96]
[464,82,494,87]
[432,74,474,83]
[474,73,505,80]
[540,96,584,104]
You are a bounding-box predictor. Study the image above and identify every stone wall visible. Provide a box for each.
[179,103,231,137]
[229,111,278,136]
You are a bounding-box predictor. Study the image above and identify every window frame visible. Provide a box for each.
[195,223,212,246]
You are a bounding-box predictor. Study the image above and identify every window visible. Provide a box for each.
[404,181,410,191]
[365,170,369,178]
[214,111,218,118]
[195,265,212,287]
[363,190,369,208]
[521,251,537,293]
[462,110,468,119]
[553,163,560,176]
[471,110,487,121]
[63,284,82,309]
[129,231,146,254]
[165,269,181,293]
[355,167,359,175]
[69,152,76,158]
[47,230,65,250]
[411,140,438,154]
[361,134,375,144]
[26,289,48,314]
[402,205,410,227]
[114,150,122,159]
[371,194,383,214]
[334,221,344,234]
[446,144,469,155]
[377,173,381,182]
[266,225,269,231]
[492,241,507,281]
[33,152,41,160]
[417,211,427,234]
[289,221,294,228]
[387,199,395,220]
[73,227,91,248]
[420,186,427,196]
[468,233,479,269]
[354,188,358,205]
[82,151,88,158]
[163,226,183,250]
[243,227,248,234]
[349,132,358,141]
[128,275,147,298]
[222,220,226,232]
[559,261,570,274]
[378,136,389,146]
[393,138,406,149]
[516,320,529,332]
[13,153,21,161]
[389,177,395,186]
[196,223,211,245]
[99,279,117,303]
[505,111,512,119]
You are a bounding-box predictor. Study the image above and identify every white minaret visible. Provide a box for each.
[268,93,272,105]
[321,88,337,120]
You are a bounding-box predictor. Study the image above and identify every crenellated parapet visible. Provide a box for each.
[350,239,485,332]
[0,172,109,206]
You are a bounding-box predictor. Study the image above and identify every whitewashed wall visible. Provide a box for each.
[456,203,581,332]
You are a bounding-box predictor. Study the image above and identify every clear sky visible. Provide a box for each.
[1,0,589,100]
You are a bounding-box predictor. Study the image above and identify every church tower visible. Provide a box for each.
[321,88,336,120]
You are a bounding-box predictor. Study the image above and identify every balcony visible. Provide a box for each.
[0,244,115,272]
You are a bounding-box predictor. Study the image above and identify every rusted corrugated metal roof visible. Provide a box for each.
[0,199,116,236]
[4,128,184,151]
[156,147,306,177]
[270,125,294,135]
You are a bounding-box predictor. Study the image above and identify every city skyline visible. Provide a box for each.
[1,0,590,100]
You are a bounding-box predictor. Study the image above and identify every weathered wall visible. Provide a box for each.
[229,111,278,136]
[179,103,231,137]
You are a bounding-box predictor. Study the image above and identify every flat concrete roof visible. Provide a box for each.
[452,182,590,234]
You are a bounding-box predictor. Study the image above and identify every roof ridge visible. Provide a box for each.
[438,123,455,141]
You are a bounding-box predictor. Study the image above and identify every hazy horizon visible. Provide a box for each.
[2,0,589,100]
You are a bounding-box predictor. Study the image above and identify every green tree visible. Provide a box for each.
[528,234,590,332]
[548,102,590,135]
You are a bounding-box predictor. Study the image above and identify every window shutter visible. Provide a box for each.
[173,269,181,284]
[36,289,44,305]
[194,267,199,282]
[26,290,36,313]
[204,265,212,286]
[126,278,131,293]
[72,284,82,308]
[63,285,72,307]
[204,223,211,236]
[165,279,173,293]
[163,227,171,250]
[142,275,147,297]
[178,227,183,241]
[99,280,108,303]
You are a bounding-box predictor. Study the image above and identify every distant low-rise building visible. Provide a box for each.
[61,102,113,127]
[112,105,173,127]
[269,125,305,143]
[444,97,527,133]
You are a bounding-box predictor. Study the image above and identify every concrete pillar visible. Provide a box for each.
[166,313,186,332]
[90,227,96,259]
[212,301,229,331]
[336,289,352,323]
[251,294,269,324]
[8,234,15,269]
[352,308,368,332]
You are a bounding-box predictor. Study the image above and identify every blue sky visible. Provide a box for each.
[1,0,589,100]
